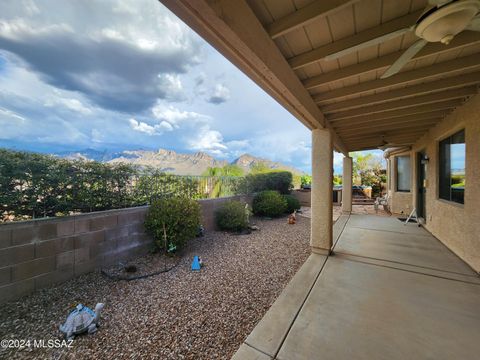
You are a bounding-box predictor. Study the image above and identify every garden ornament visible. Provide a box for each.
[59,303,104,340]
[288,210,297,224]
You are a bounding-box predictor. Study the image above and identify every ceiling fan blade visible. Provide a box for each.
[380,39,428,79]
[466,14,480,32]
[428,0,452,6]
[323,27,412,61]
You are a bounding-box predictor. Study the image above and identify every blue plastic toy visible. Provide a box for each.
[191,256,201,271]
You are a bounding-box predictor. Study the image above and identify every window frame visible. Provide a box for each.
[438,129,465,205]
[395,155,411,193]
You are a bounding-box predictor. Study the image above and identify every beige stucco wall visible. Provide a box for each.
[386,94,480,273]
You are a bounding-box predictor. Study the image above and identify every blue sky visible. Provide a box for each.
[0,0,367,173]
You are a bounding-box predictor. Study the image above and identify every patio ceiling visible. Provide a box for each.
[161,0,480,152]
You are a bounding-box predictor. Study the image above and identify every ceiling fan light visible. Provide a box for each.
[415,0,480,42]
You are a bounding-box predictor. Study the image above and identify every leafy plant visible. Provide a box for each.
[215,200,249,232]
[240,171,293,194]
[252,190,287,217]
[283,194,301,213]
[144,196,200,251]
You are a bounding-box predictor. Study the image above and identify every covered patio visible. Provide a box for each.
[233,214,480,360]
[159,0,480,358]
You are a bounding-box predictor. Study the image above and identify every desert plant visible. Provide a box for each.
[144,196,200,251]
[215,200,249,232]
[252,190,287,217]
[283,194,301,213]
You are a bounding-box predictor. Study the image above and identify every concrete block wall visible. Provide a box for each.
[0,206,151,304]
[199,194,253,231]
[292,190,311,207]
[0,195,254,304]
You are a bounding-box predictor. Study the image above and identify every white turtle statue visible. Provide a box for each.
[59,303,104,340]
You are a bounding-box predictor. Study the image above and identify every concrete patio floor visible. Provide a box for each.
[233,214,480,360]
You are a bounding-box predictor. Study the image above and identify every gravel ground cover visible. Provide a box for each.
[0,216,310,360]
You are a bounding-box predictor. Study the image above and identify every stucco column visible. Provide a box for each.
[342,156,353,214]
[310,128,333,255]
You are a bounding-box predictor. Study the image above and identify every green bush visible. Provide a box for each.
[241,171,293,194]
[283,194,301,213]
[215,200,249,232]
[144,196,200,251]
[252,190,287,217]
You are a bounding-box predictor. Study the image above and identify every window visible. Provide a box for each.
[439,129,465,204]
[396,155,411,192]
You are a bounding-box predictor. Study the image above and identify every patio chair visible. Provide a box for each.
[374,193,390,213]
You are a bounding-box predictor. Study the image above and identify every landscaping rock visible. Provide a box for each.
[0,216,310,359]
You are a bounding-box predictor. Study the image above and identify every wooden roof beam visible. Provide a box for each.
[321,72,480,112]
[328,99,462,123]
[326,87,476,119]
[333,112,446,130]
[313,53,480,103]
[341,127,433,140]
[337,121,437,137]
[303,31,480,90]
[267,0,360,39]
[288,10,422,70]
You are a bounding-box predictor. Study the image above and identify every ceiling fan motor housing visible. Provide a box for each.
[415,0,480,44]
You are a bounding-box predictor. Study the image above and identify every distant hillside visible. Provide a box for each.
[56,148,304,176]
[232,154,303,175]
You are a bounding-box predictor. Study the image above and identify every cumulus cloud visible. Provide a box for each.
[129,118,173,136]
[0,0,203,113]
[207,84,230,104]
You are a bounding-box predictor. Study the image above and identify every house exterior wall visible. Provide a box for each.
[0,195,253,304]
[386,94,480,273]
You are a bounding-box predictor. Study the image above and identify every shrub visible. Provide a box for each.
[144,196,200,251]
[252,190,287,217]
[240,171,293,194]
[283,194,301,213]
[215,200,249,232]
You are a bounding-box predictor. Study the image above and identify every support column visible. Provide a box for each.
[310,128,333,255]
[342,156,353,214]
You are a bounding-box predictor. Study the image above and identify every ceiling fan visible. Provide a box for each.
[377,135,412,151]
[322,0,480,78]
[381,0,480,78]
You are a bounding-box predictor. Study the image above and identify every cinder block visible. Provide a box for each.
[35,236,74,258]
[0,278,34,304]
[127,223,145,236]
[12,257,55,282]
[97,240,117,257]
[89,216,105,231]
[0,244,35,267]
[74,259,97,276]
[0,228,12,249]
[37,222,57,240]
[56,251,74,269]
[12,225,37,246]
[116,236,137,252]
[74,247,90,264]
[103,215,118,229]
[104,226,128,242]
[0,266,11,286]
[74,217,90,234]
[34,266,74,290]
[57,220,74,237]
[74,231,104,249]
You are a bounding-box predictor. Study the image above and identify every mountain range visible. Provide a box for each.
[56,148,304,176]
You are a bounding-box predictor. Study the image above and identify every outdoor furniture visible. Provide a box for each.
[374,194,390,213]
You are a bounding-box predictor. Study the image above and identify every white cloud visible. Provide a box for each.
[207,83,230,104]
[44,97,92,115]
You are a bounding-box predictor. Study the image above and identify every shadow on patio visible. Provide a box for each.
[233,214,480,360]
